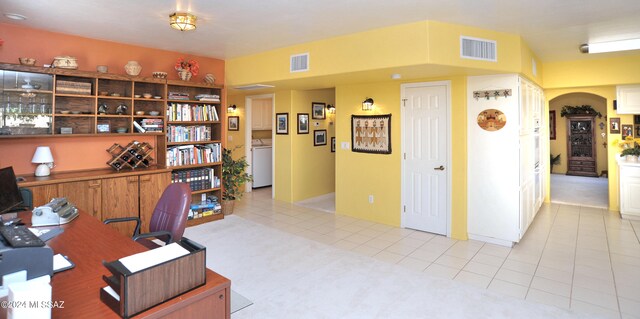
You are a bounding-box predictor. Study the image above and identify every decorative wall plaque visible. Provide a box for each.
[477,109,506,131]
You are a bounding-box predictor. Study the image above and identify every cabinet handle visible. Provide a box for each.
[128,177,138,183]
[140,176,151,182]
[89,183,100,188]
[219,294,224,300]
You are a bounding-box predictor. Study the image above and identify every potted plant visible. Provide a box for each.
[621,146,640,162]
[221,147,253,214]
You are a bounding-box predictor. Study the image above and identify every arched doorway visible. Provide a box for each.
[549,92,608,208]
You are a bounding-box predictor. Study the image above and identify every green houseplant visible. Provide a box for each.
[621,145,640,162]
[221,147,253,214]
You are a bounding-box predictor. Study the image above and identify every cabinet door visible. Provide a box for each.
[262,103,272,130]
[30,185,59,207]
[616,85,640,114]
[59,180,102,219]
[102,176,139,237]
[252,103,265,130]
[139,172,171,233]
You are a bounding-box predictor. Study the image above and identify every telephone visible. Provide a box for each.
[32,197,79,227]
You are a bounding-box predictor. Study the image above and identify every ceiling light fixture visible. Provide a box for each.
[169,12,197,31]
[4,13,27,20]
[580,38,640,54]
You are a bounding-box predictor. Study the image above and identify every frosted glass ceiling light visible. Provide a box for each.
[580,39,640,54]
[170,12,197,31]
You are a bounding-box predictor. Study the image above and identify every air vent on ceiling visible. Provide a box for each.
[460,36,497,62]
[290,53,309,72]
[234,84,275,90]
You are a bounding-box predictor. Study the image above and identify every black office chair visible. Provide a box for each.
[19,188,33,210]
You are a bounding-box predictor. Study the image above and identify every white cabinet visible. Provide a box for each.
[251,100,272,130]
[616,85,640,114]
[467,74,545,246]
[618,158,640,220]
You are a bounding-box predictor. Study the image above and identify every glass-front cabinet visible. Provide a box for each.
[0,70,53,135]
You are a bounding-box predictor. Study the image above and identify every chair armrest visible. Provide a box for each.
[103,217,141,238]
[133,231,173,245]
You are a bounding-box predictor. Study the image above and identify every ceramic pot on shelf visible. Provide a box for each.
[124,61,142,76]
[203,73,215,84]
[177,69,192,81]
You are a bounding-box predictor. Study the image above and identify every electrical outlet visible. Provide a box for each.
[368,195,374,204]
[341,142,349,149]
[228,135,233,141]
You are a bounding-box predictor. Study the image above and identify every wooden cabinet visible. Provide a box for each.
[566,114,598,177]
[59,180,102,219]
[102,175,140,236]
[619,159,640,220]
[30,184,59,207]
[139,172,171,233]
[251,101,272,130]
[616,85,640,114]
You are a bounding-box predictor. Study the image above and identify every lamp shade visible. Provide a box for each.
[32,146,53,163]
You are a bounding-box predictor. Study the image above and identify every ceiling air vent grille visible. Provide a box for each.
[290,53,309,73]
[460,36,497,62]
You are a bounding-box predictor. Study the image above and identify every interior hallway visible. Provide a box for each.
[223,187,640,318]
[550,174,609,209]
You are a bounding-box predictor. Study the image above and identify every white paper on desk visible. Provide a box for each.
[118,243,190,273]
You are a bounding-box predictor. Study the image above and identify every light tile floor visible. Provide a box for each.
[234,188,640,319]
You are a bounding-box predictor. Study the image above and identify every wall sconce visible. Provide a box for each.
[326,104,336,114]
[362,98,374,111]
[228,105,237,113]
[169,12,197,31]
[32,146,54,177]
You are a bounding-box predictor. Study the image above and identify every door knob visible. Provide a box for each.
[434,165,445,171]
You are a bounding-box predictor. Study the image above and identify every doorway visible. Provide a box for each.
[401,81,451,236]
[548,93,608,208]
[244,93,275,198]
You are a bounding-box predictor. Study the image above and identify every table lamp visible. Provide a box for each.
[32,146,54,177]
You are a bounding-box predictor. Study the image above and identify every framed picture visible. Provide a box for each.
[549,110,556,140]
[276,113,289,135]
[297,113,309,134]
[97,121,110,133]
[622,124,633,139]
[351,114,392,154]
[610,118,621,134]
[314,129,327,146]
[312,102,326,119]
[228,116,239,131]
[331,137,336,152]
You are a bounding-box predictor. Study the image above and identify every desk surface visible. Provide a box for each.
[21,211,230,318]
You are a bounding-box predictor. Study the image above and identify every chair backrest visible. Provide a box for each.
[148,183,191,242]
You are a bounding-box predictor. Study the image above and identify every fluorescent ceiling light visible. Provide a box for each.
[581,38,640,54]
[4,13,27,20]
[234,84,274,90]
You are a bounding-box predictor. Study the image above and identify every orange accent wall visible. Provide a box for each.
[0,23,225,176]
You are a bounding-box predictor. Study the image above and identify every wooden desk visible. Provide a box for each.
[21,211,230,318]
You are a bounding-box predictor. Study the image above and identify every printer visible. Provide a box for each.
[0,240,53,282]
[32,198,79,227]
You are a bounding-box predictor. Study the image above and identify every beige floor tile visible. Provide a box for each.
[530,276,571,297]
[357,227,385,238]
[343,233,375,245]
[350,244,382,257]
[362,237,395,250]
[384,243,419,256]
[462,261,499,277]
[572,273,616,294]
[487,279,528,299]
[617,282,640,303]
[619,297,640,318]
[339,223,368,233]
[471,253,506,267]
[407,231,436,241]
[478,244,511,258]
[526,288,570,309]
[570,300,621,319]
[454,271,491,289]
[423,263,459,280]
[500,259,537,275]
[372,250,405,264]
[332,240,360,251]
[408,248,444,262]
[396,257,431,272]
[367,223,394,232]
[572,286,620,311]
[534,265,572,285]
[494,268,533,286]
[434,254,470,270]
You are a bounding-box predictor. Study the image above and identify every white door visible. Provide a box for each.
[402,83,449,235]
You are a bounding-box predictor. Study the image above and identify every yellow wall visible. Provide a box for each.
[291,89,336,201]
[226,95,247,159]
[549,93,608,175]
[274,91,294,202]
[543,56,640,89]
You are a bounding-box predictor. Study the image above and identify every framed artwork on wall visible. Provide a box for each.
[610,118,620,134]
[314,129,327,146]
[351,114,392,154]
[297,113,309,134]
[276,113,289,134]
[312,102,326,119]
[549,110,556,140]
[622,124,633,139]
[228,116,239,131]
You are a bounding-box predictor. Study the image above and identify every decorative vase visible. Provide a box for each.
[124,61,142,76]
[203,73,215,84]
[178,69,192,81]
[221,199,235,215]
[627,155,638,162]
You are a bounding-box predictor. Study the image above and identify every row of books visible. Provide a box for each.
[188,198,222,220]
[167,125,212,143]
[171,167,221,191]
[166,143,221,167]
[167,103,220,122]
[133,119,164,133]
[194,94,220,102]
